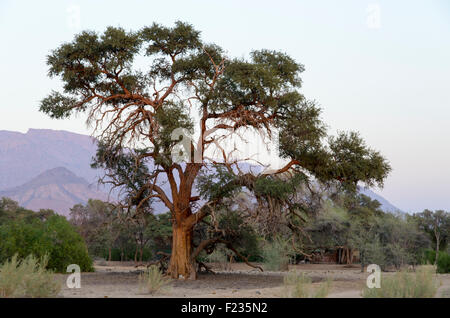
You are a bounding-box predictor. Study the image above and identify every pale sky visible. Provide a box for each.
[1,0,449,212]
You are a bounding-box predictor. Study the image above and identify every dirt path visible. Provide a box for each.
[57,262,450,298]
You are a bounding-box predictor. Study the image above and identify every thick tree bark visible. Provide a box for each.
[169,223,196,279]
[166,163,204,280]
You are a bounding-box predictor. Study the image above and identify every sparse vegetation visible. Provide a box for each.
[0,254,61,298]
[262,237,294,271]
[362,265,438,298]
[206,247,230,271]
[139,265,171,295]
[283,271,333,298]
[441,288,450,298]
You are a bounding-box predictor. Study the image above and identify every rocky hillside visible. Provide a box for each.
[0,129,101,190]
[0,167,107,216]
[0,128,403,215]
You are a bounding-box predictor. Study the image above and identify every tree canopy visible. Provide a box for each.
[40,21,391,279]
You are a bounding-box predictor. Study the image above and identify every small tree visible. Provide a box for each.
[413,210,450,265]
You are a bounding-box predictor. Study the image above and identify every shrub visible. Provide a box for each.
[441,288,450,298]
[437,252,450,274]
[206,247,230,271]
[422,249,437,264]
[42,216,94,272]
[421,249,450,273]
[362,265,438,298]
[139,265,171,295]
[262,237,294,271]
[0,215,93,273]
[283,271,332,298]
[0,254,61,298]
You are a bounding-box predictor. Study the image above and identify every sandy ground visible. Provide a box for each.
[58,262,450,298]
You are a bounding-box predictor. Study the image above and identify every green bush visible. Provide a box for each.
[0,215,93,273]
[422,249,437,264]
[421,249,450,273]
[362,265,438,298]
[262,237,294,271]
[437,252,450,274]
[206,247,230,270]
[0,254,61,298]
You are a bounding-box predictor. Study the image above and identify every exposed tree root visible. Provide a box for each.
[197,261,216,274]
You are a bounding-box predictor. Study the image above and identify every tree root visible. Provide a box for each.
[141,251,170,274]
[223,242,264,272]
[197,261,216,274]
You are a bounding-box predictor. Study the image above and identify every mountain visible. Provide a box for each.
[0,167,107,216]
[0,128,403,215]
[360,188,404,214]
[0,129,101,191]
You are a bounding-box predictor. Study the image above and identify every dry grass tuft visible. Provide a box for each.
[139,265,171,295]
[362,265,439,298]
[283,271,333,298]
[0,254,61,298]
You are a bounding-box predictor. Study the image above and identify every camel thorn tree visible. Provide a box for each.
[40,21,391,279]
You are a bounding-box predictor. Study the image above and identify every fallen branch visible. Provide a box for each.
[197,261,216,274]
[222,240,263,272]
[143,251,171,273]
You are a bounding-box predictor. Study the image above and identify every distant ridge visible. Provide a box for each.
[0,167,107,216]
[0,128,101,191]
[360,188,405,214]
[0,128,404,215]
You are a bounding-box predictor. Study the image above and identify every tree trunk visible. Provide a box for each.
[134,246,138,263]
[360,251,365,273]
[348,248,353,265]
[169,224,196,280]
[435,235,440,265]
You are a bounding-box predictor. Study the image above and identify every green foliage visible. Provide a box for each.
[442,288,450,298]
[0,205,93,273]
[283,271,333,298]
[139,265,171,295]
[306,203,351,249]
[413,210,450,258]
[344,198,428,270]
[42,216,94,272]
[206,247,230,270]
[0,254,61,298]
[362,266,438,298]
[194,205,261,265]
[40,21,393,276]
[197,166,240,201]
[70,200,173,262]
[217,210,260,259]
[437,252,450,273]
[421,249,436,265]
[262,237,294,271]
[254,173,306,201]
[41,20,391,214]
[328,132,391,190]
